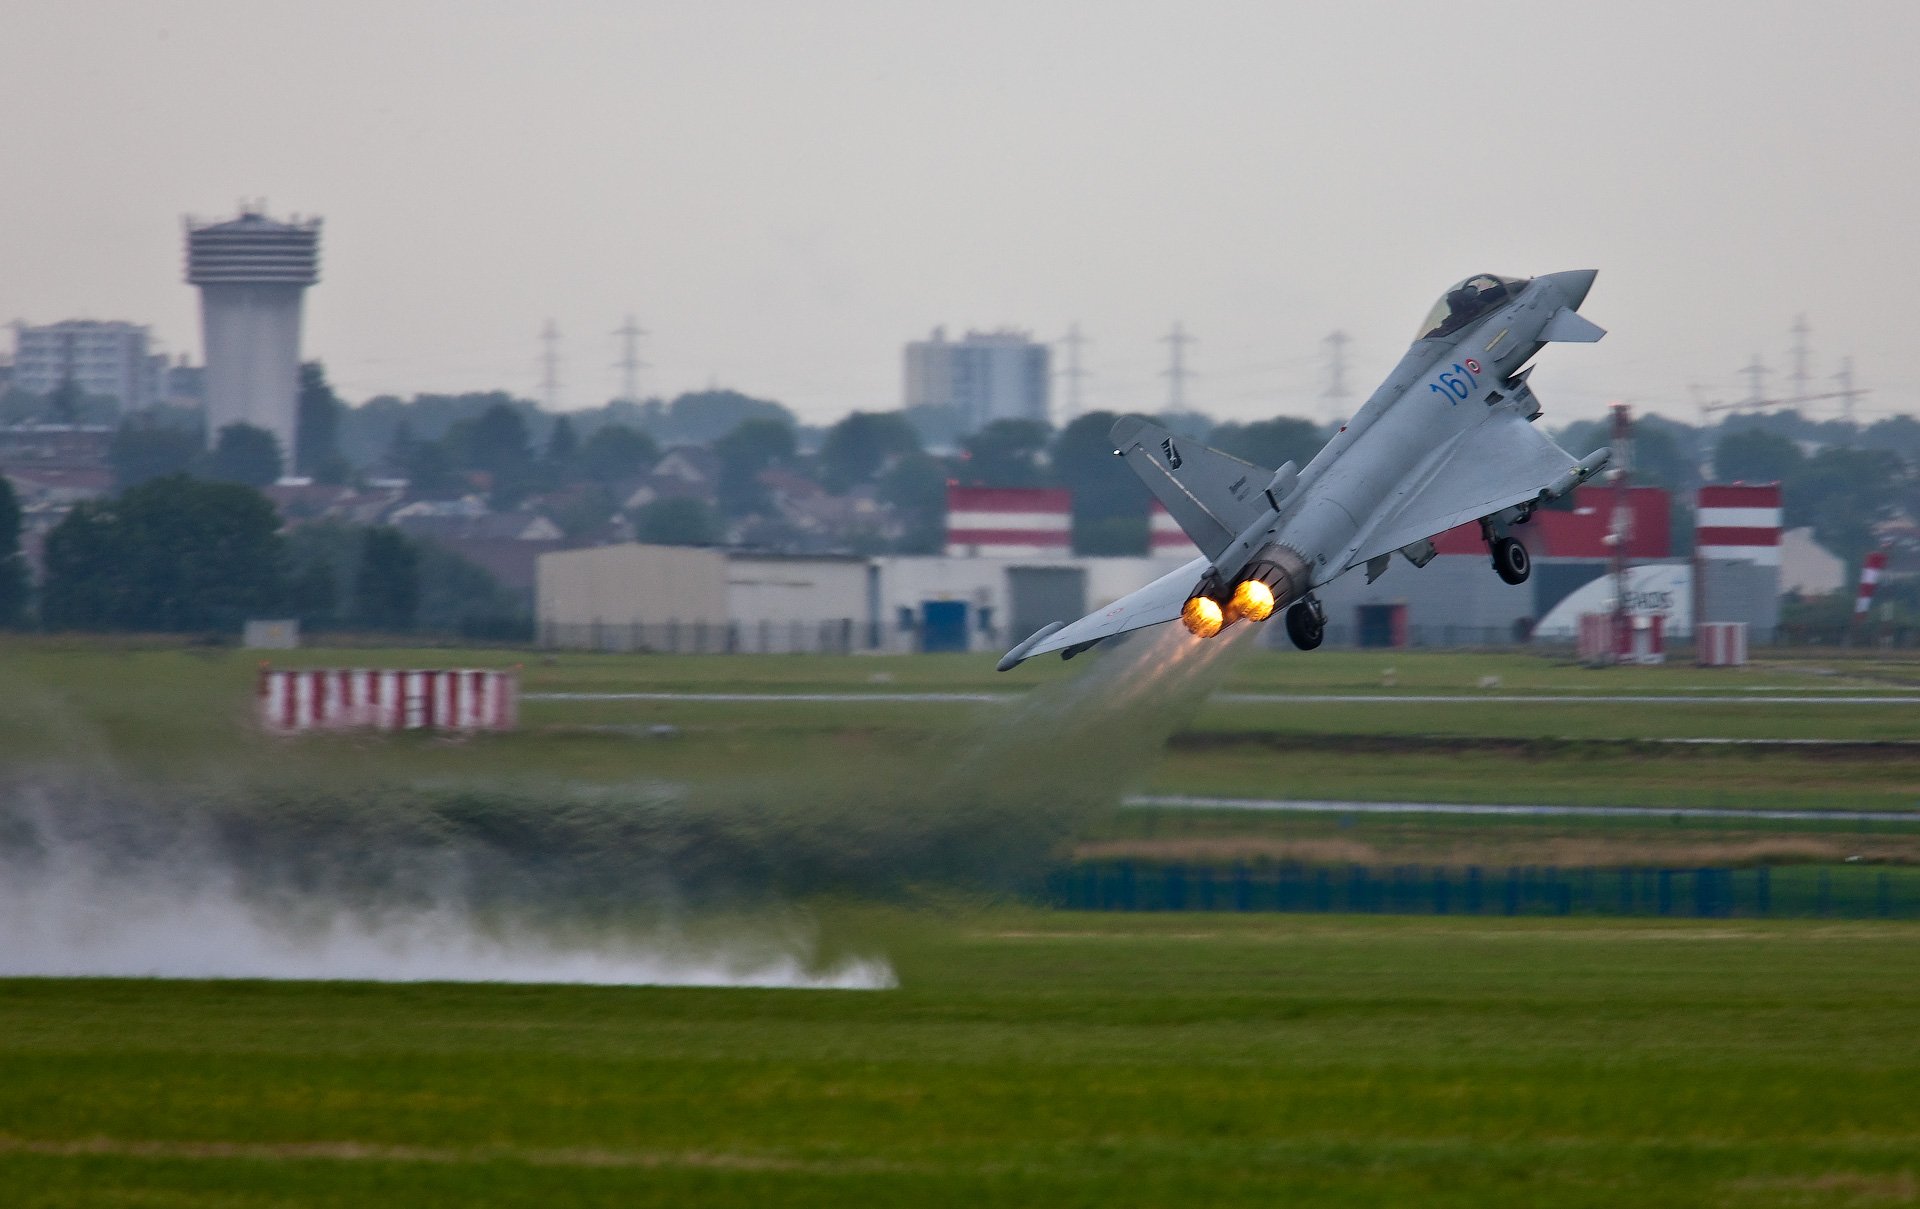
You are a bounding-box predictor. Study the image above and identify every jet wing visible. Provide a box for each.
[998,554,1207,669]
[1343,410,1588,571]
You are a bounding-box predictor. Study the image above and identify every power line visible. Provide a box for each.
[1161,322,1195,412]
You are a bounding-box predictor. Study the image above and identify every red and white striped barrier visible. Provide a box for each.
[259,667,519,734]
[1855,549,1887,617]
[1697,621,1748,667]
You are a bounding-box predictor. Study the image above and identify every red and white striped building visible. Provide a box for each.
[944,486,1072,557]
[1695,484,1783,565]
[259,667,519,734]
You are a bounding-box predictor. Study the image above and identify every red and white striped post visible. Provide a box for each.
[1854,548,1888,641]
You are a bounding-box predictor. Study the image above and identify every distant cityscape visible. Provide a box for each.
[2,206,1918,650]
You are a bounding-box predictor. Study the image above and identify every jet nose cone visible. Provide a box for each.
[1544,269,1598,309]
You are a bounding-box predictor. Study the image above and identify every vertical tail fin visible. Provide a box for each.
[1110,416,1270,559]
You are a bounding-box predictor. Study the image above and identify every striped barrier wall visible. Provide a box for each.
[258,667,519,734]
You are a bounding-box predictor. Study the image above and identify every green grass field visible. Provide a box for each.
[4,639,1920,1204]
[4,913,1918,1207]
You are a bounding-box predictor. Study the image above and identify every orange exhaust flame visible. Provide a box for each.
[1180,595,1224,638]
[1229,579,1276,622]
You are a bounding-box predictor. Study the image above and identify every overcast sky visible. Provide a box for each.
[4,1,1916,427]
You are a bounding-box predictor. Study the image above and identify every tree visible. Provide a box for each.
[660,389,796,444]
[0,476,26,626]
[633,497,722,545]
[578,424,659,484]
[296,362,345,478]
[818,412,921,492]
[961,419,1050,487]
[1785,447,1904,570]
[352,527,419,632]
[206,423,285,487]
[712,417,797,515]
[445,402,533,506]
[1049,410,1147,553]
[877,453,950,554]
[1713,428,1803,483]
[1207,417,1326,471]
[544,415,580,474]
[41,476,285,632]
[109,421,203,491]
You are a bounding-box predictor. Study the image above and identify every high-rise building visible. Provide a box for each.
[185,207,321,467]
[904,327,1049,434]
[9,320,160,412]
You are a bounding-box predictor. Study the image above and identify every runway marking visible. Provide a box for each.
[1126,795,1920,824]
[1214,693,1920,705]
[528,691,1007,703]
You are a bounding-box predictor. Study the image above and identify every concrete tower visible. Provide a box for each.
[184,207,321,469]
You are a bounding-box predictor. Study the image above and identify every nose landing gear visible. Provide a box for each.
[1285,595,1326,651]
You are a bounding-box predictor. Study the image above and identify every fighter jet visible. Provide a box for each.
[998,270,1612,670]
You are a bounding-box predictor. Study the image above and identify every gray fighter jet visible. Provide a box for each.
[998,270,1612,670]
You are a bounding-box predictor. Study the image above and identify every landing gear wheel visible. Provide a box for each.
[1492,536,1531,585]
[1285,597,1325,651]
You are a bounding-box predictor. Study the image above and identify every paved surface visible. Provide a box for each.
[1126,794,1920,824]
[528,689,1920,706]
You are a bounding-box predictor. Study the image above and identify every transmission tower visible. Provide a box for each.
[1161,322,1195,412]
[1740,355,1769,409]
[1837,356,1858,425]
[1789,315,1810,403]
[1058,323,1089,422]
[613,315,648,404]
[540,320,561,411]
[1323,330,1352,420]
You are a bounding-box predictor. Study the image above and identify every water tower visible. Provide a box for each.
[184,207,321,469]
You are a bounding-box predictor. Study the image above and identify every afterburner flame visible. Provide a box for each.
[1229,579,1276,622]
[1181,595,1224,638]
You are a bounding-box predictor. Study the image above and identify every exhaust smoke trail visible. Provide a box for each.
[0,778,892,988]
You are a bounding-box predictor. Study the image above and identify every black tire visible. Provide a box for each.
[1492,536,1531,585]
[1285,600,1324,651]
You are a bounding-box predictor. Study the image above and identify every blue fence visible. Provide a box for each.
[1046,862,1918,919]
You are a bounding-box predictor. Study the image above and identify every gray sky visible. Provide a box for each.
[4,1,1917,427]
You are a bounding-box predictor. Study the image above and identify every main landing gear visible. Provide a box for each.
[1285,596,1325,651]
[1491,536,1531,585]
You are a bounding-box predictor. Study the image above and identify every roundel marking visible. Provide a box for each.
[1464,358,1481,374]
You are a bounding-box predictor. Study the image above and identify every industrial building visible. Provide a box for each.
[185,207,322,468]
[536,484,1791,656]
[8,320,162,411]
[903,328,1050,433]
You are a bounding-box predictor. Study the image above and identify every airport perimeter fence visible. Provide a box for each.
[1047,862,1920,919]
[540,619,864,654]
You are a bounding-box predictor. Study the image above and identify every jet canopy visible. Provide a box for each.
[1416,274,1531,341]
